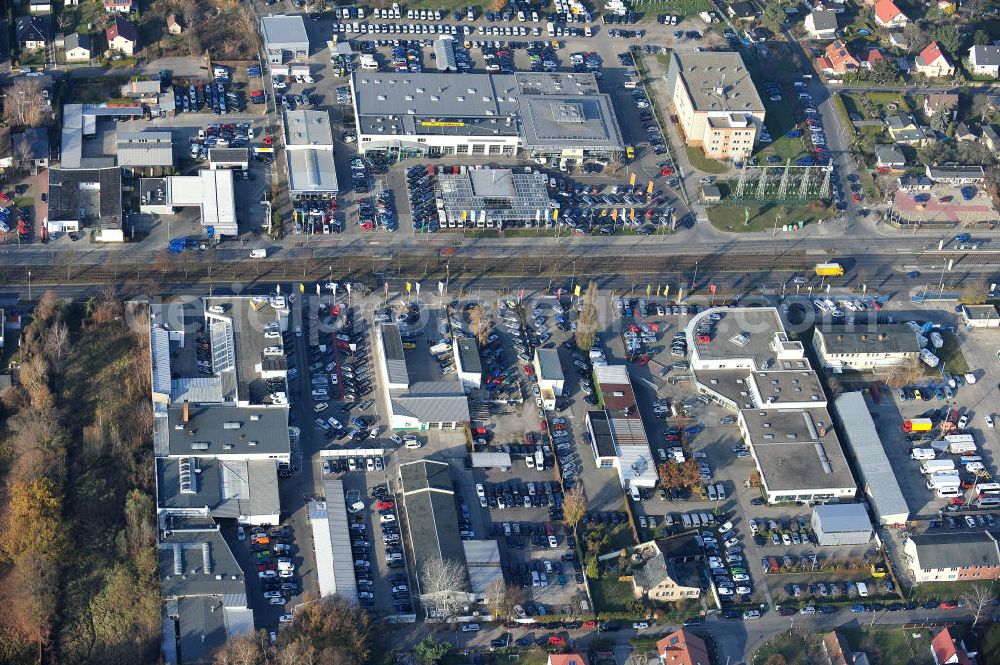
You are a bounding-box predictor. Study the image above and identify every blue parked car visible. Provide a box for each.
[961,187,976,201]
[784,130,802,138]
[906,270,920,279]
[796,157,814,166]
[684,424,703,435]
[850,605,866,613]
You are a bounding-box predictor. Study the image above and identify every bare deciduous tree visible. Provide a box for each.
[468,304,492,347]
[883,358,923,388]
[960,584,996,626]
[3,79,46,128]
[419,557,468,619]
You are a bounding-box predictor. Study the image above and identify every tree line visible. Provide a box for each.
[0,292,159,664]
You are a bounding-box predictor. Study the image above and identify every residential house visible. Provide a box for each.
[804,0,847,13]
[64,32,91,62]
[929,627,973,665]
[925,164,985,184]
[657,630,710,665]
[12,128,50,173]
[166,13,183,35]
[875,143,905,170]
[29,0,52,14]
[106,16,138,56]
[923,93,958,119]
[983,125,1000,152]
[103,0,134,12]
[727,1,757,22]
[15,15,49,51]
[630,536,704,602]
[955,122,976,142]
[903,531,1000,582]
[816,40,860,75]
[823,632,873,665]
[968,45,1000,78]
[886,113,929,145]
[915,42,955,78]
[804,10,837,39]
[888,31,907,51]
[874,0,908,28]
[860,48,884,70]
[549,655,589,665]
[936,0,957,13]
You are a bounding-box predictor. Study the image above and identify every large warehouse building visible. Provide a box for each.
[350,71,624,159]
[833,391,909,526]
[688,307,858,505]
[139,169,238,236]
[437,167,551,228]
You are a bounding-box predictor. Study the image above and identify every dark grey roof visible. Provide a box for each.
[633,538,703,591]
[963,304,999,320]
[669,51,764,113]
[158,521,247,599]
[400,459,454,493]
[813,503,872,533]
[970,44,1000,67]
[117,131,173,167]
[47,167,123,230]
[926,164,986,181]
[64,32,91,53]
[380,324,409,385]
[909,531,1000,570]
[535,348,563,381]
[167,403,290,457]
[157,457,280,519]
[391,393,470,424]
[16,15,49,44]
[809,9,838,31]
[209,148,249,164]
[12,128,48,160]
[455,338,482,374]
[177,596,228,665]
[729,1,758,18]
[399,463,469,586]
[814,324,919,356]
[587,410,618,457]
[875,143,905,164]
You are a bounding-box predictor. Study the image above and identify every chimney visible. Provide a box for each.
[183,399,190,423]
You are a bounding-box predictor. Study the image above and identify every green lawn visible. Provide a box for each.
[905,579,996,602]
[685,147,730,174]
[707,202,834,233]
[444,650,551,665]
[589,575,636,613]
[934,332,970,376]
[633,0,713,14]
[759,99,807,164]
[752,632,823,665]
[840,628,935,665]
[842,91,910,120]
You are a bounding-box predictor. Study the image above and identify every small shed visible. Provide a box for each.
[701,185,722,202]
[533,348,565,396]
[961,304,1000,328]
[811,503,873,546]
[469,452,512,470]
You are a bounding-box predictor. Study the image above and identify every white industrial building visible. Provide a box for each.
[308,479,358,601]
[453,337,482,391]
[585,364,658,489]
[812,324,920,370]
[261,14,309,64]
[350,71,624,159]
[284,110,339,200]
[374,324,470,430]
[139,170,238,236]
[833,391,910,526]
[689,307,858,505]
[533,348,565,396]
[811,503,874,546]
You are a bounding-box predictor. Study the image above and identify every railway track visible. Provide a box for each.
[0,250,815,287]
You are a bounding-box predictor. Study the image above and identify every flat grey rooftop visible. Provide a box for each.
[671,51,764,113]
[158,521,247,599]
[285,110,333,146]
[747,369,826,407]
[261,14,309,46]
[204,296,283,404]
[689,307,785,368]
[167,403,290,457]
[519,95,624,150]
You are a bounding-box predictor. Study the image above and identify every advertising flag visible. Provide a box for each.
[645,284,651,296]
[647,180,654,194]
[663,284,670,298]
[574,284,581,297]
[710,284,717,295]
[345,283,352,294]
[406,282,412,294]
[415,282,421,295]
[629,172,636,186]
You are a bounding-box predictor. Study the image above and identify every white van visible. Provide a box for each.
[250,249,267,259]
[403,437,422,449]
[911,448,936,460]
[857,582,869,597]
[629,485,641,502]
